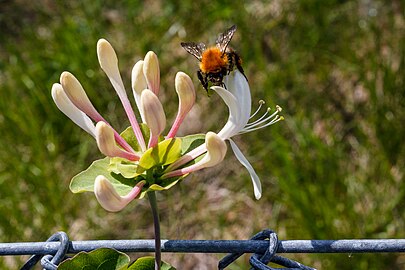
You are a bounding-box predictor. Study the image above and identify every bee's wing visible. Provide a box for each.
[215,25,237,55]
[181,42,206,61]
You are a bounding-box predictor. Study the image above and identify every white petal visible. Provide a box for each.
[229,139,262,200]
[230,71,251,131]
[211,86,240,139]
[51,83,96,137]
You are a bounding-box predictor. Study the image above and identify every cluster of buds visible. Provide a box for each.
[52,39,282,212]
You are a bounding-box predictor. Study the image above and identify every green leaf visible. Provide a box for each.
[180,134,205,155]
[128,256,176,270]
[120,124,151,153]
[137,138,181,173]
[109,157,139,178]
[57,248,130,270]
[70,158,135,196]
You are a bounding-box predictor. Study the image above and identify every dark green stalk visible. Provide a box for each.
[148,191,161,270]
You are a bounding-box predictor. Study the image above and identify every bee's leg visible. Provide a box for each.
[235,55,248,81]
[197,70,208,92]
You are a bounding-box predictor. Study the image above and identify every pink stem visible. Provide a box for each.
[164,144,206,172]
[119,96,147,152]
[166,112,184,139]
[148,135,159,149]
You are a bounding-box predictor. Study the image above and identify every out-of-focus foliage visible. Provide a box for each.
[0,0,403,269]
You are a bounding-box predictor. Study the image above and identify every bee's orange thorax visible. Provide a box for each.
[200,47,228,73]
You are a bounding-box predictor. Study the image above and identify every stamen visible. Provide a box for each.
[249,100,265,120]
[246,107,271,127]
[241,115,284,134]
[239,105,283,135]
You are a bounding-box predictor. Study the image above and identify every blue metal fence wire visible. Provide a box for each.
[0,230,403,269]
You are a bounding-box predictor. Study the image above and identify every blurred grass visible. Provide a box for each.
[0,0,404,269]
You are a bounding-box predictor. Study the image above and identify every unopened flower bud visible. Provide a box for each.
[175,72,195,113]
[143,51,160,95]
[97,39,119,80]
[94,175,144,212]
[60,71,99,118]
[131,60,147,121]
[51,83,96,138]
[95,122,138,161]
[140,89,166,139]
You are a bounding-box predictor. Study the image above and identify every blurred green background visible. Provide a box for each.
[0,0,404,269]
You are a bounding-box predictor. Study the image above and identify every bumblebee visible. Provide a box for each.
[181,25,247,93]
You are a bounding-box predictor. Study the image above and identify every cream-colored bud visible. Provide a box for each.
[132,60,147,95]
[94,176,144,212]
[175,72,195,113]
[60,71,98,117]
[131,60,147,122]
[140,89,166,137]
[143,51,160,94]
[202,132,227,167]
[51,83,96,137]
[95,122,137,160]
[97,39,119,77]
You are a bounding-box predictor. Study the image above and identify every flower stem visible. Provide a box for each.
[148,191,161,270]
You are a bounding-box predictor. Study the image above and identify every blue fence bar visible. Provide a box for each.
[1,239,404,256]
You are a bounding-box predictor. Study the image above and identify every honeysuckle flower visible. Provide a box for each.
[169,70,283,200]
[213,70,283,200]
[53,38,227,212]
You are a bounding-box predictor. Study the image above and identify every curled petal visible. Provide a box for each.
[131,60,147,122]
[211,86,240,139]
[162,132,226,178]
[94,175,144,212]
[51,83,96,137]
[141,89,166,148]
[143,51,160,95]
[95,122,139,161]
[167,72,196,138]
[229,139,262,200]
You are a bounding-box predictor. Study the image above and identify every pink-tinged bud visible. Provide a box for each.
[131,60,147,122]
[143,51,160,95]
[60,71,99,119]
[162,132,227,178]
[51,83,96,138]
[175,72,195,113]
[94,175,144,212]
[167,72,196,138]
[140,89,166,147]
[97,39,120,81]
[97,38,146,152]
[95,122,139,161]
